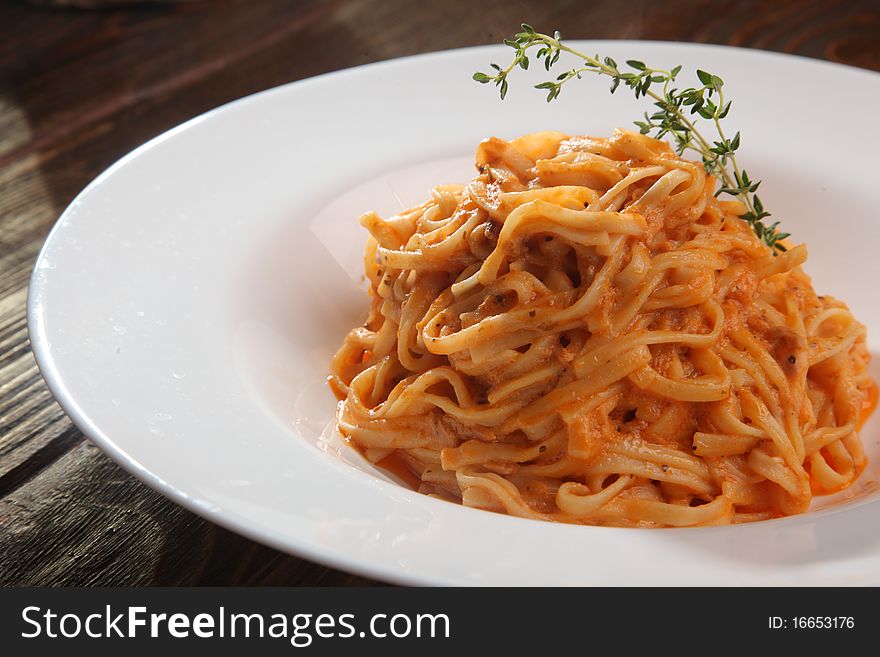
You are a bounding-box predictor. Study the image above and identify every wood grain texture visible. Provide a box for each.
[1,0,878,586]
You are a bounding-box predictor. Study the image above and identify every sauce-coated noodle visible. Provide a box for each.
[330,130,873,527]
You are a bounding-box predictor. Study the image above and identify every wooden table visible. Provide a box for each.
[1,0,878,586]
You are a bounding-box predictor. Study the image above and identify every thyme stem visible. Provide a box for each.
[473,25,788,251]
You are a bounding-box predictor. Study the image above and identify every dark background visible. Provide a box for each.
[1,0,879,586]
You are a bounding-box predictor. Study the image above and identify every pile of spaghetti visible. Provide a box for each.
[330,129,874,527]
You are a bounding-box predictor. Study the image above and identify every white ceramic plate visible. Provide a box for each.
[29,42,880,585]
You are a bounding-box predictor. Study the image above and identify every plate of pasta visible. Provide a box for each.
[29,39,880,585]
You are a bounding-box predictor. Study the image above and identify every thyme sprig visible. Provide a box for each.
[473,24,789,252]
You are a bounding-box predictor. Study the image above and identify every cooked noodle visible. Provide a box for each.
[329,129,875,527]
